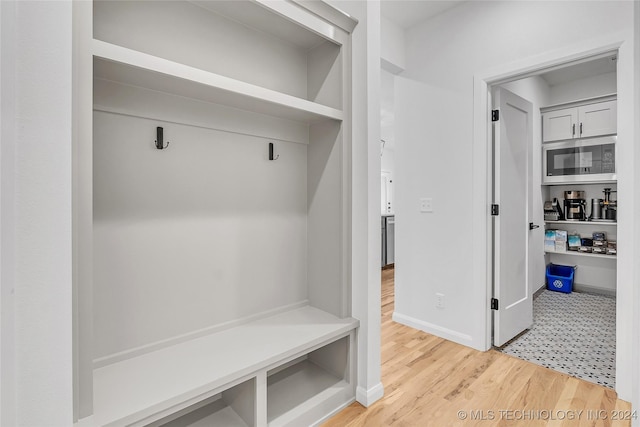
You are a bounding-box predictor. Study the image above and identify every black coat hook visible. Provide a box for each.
[155,126,170,150]
[269,142,279,160]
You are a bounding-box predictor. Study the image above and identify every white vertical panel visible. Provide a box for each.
[14,1,74,424]
[0,1,17,425]
[307,120,343,317]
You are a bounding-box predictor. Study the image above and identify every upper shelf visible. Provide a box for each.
[545,250,616,260]
[545,220,617,227]
[93,40,344,124]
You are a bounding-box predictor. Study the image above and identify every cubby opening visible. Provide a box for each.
[266,336,351,426]
[152,378,256,427]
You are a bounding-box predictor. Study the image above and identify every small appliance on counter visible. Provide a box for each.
[588,188,617,222]
[602,187,617,221]
[564,190,586,221]
[589,198,604,221]
[544,198,564,221]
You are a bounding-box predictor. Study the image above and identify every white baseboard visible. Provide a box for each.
[573,283,616,297]
[356,382,384,407]
[392,312,474,347]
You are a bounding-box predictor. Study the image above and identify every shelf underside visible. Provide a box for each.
[93,40,344,124]
[191,0,330,50]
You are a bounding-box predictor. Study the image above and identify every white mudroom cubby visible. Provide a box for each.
[73,1,358,425]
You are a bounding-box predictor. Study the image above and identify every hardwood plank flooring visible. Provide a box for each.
[323,268,632,426]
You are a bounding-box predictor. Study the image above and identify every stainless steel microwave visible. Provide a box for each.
[543,136,616,184]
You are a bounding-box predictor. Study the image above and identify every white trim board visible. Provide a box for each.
[392,312,474,347]
[356,383,384,408]
[472,33,636,402]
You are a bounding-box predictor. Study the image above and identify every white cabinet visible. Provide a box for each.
[542,99,616,142]
[73,1,358,425]
[541,97,618,294]
[579,100,617,138]
[542,108,578,142]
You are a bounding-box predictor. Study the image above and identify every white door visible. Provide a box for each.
[492,87,534,347]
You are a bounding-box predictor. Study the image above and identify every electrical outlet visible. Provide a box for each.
[436,293,445,309]
[420,198,433,213]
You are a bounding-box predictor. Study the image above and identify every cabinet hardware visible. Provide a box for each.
[529,223,540,230]
[580,122,583,135]
[572,123,575,136]
[491,110,499,122]
[155,126,170,150]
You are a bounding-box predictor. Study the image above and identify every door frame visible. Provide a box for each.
[471,36,636,400]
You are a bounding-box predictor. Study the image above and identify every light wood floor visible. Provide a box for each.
[324,267,632,426]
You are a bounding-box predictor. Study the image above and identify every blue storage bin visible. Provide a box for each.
[546,264,574,293]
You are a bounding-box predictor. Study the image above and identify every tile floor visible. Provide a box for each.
[498,289,616,388]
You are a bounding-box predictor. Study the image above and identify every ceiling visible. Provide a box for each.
[380,0,465,29]
[379,1,617,86]
[539,55,617,86]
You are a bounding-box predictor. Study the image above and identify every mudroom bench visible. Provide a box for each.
[76,306,358,427]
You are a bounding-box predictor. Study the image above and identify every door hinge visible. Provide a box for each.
[491,204,499,216]
[491,109,499,122]
[491,298,499,310]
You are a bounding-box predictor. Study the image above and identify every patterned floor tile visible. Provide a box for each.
[498,289,616,388]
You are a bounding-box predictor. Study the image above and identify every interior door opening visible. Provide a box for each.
[490,52,619,390]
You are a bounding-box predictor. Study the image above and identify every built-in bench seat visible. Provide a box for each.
[76,306,358,427]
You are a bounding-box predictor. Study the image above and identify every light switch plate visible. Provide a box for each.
[420,198,433,213]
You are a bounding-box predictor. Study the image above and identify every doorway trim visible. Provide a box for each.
[471,35,635,401]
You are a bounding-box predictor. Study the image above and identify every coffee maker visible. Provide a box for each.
[602,187,617,221]
[564,190,586,221]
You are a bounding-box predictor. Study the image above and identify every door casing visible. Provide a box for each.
[471,36,634,401]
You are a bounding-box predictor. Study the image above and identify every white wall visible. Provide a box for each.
[10,1,74,425]
[92,107,308,360]
[394,0,636,401]
[0,1,17,424]
[632,2,640,422]
[381,68,396,213]
[549,71,617,105]
[381,16,405,73]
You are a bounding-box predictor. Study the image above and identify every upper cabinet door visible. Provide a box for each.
[578,100,617,138]
[542,107,578,142]
[542,99,617,142]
